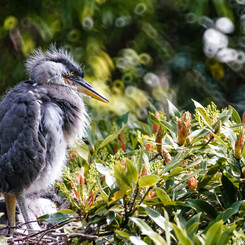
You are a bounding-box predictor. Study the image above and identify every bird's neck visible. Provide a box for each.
[42,84,89,144]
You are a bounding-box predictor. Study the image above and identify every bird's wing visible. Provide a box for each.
[0,82,46,193]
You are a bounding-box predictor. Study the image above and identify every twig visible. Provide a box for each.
[149,152,162,162]
[69,232,98,240]
[123,195,128,216]
[201,136,214,149]
[128,182,139,216]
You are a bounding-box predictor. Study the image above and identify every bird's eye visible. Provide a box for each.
[70,71,75,76]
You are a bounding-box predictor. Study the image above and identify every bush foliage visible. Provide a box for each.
[33,100,245,244]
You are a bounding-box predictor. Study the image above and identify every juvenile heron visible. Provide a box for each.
[0,46,109,233]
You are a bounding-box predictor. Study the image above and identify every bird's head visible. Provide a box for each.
[25,45,109,103]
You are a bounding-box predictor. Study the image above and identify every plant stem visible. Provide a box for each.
[128,182,139,216]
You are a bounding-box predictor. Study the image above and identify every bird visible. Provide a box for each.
[0,45,109,233]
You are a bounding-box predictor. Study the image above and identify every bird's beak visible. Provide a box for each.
[65,76,109,103]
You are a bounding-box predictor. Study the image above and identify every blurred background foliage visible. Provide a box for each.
[0,0,245,119]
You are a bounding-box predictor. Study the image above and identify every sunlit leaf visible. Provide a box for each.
[205,220,222,245]
[130,236,148,245]
[171,223,193,245]
[217,225,236,245]
[186,213,201,239]
[156,187,171,205]
[96,163,112,175]
[75,144,90,161]
[114,163,132,190]
[108,190,127,205]
[162,151,187,173]
[168,99,180,119]
[125,159,138,183]
[192,99,212,128]
[144,207,170,231]
[99,186,109,202]
[130,217,167,245]
[115,230,130,239]
[138,175,160,187]
[38,209,77,223]
[198,163,220,189]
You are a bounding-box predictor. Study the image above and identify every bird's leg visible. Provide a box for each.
[16,193,39,233]
[4,193,16,234]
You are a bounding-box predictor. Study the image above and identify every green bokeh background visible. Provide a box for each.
[0,0,245,117]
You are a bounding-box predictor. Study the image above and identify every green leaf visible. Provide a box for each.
[208,201,245,231]
[205,220,222,245]
[221,174,237,208]
[198,163,220,189]
[130,217,167,245]
[144,207,167,230]
[108,190,127,205]
[116,111,129,128]
[168,99,180,118]
[163,151,187,173]
[99,186,109,202]
[96,163,116,189]
[172,223,193,245]
[96,163,112,175]
[74,144,90,160]
[161,121,177,135]
[208,129,230,151]
[149,112,175,135]
[190,128,210,143]
[114,163,132,190]
[193,234,203,245]
[186,200,218,219]
[130,236,148,245]
[125,159,138,183]
[186,213,201,239]
[156,187,171,205]
[38,209,77,223]
[95,128,123,154]
[192,100,212,128]
[57,209,78,215]
[223,127,236,149]
[218,109,232,123]
[115,230,130,239]
[217,225,236,245]
[221,200,245,222]
[138,175,160,187]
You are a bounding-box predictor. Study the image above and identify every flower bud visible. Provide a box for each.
[87,192,95,206]
[162,148,171,164]
[153,111,160,134]
[242,112,245,124]
[235,134,244,160]
[178,111,191,146]
[76,167,85,189]
[144,143,152,152]
[188,177,197,190]
[146,190,156,198]
[156,128,164,152]
[69,151,78,162]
